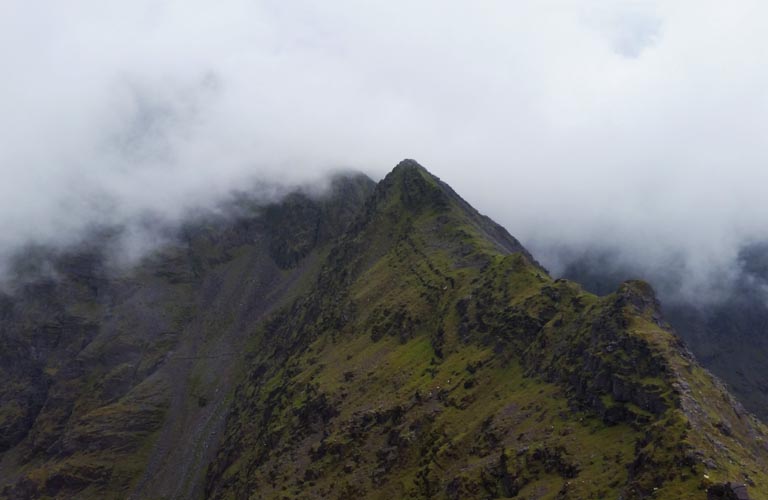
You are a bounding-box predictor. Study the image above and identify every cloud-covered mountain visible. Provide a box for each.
[1,162,765,499]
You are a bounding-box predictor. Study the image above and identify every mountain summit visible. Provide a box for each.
[1,161,767,499]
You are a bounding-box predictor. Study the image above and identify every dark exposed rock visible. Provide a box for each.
[562,247,768,422]
[707,482,750,500]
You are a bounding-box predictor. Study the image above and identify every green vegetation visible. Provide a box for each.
[2,161,766,499]
[206,161,768,499]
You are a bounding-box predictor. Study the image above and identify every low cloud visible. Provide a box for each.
[2,1,768,300]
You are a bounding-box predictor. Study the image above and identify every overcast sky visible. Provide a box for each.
[2,1,768,298]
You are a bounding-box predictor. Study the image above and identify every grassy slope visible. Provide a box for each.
[207,162,768,499]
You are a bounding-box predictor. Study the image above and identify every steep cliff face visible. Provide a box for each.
[205,162,768,499]
[561,248,768,423]
[0,174,375,499]
[1,161,766,500]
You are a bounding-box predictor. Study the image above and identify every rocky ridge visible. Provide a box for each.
[0,161,765,499]
[205,161,768,499]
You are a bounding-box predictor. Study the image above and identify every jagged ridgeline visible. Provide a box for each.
[205,162,768,499]
[0,161,766,499]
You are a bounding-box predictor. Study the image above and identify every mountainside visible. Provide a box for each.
[0,174,375,499]
[561,248,768,423]
[1,161,767,499]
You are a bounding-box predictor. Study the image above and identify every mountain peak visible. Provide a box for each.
[372,158,447,213]
[383,158,440,189]
[371,160,536,262]
[378,159,432,193]
[392,158,427,173]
